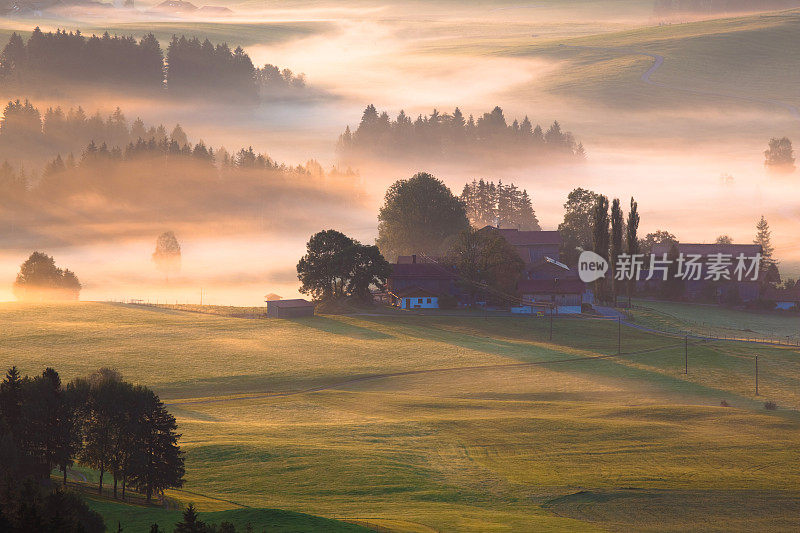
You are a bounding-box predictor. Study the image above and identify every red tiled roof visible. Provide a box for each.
[393,286,441,298]
[390,263,456,279]
[268,298,315,308]
[518,279,585,294]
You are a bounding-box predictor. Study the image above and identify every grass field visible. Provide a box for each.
[3,301,800,531]
[630,299,800,341]
[496,9,800,111]
[85,496,369,533]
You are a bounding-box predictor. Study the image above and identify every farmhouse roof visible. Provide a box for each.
[268,298,314,308]
[393,286,441,298]
[518,278,585,295]
[390,262,456,279]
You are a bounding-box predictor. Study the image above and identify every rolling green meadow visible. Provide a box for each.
[499,9,800,112]
[3,302,800,531]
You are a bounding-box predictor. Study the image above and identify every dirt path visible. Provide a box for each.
[562,44,800,122]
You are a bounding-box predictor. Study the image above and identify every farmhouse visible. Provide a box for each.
[517,278,585,314]
[649,243,763,303]
[387,255,457,309]
[486,227,561,265]
[490,226,589,310]
[764,281,800,310]
[265,298,315,318]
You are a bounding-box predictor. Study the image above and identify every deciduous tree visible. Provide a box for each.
[376,173,469,261]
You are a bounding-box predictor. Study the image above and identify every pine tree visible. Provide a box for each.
[625,197,640,303]
[592,195,610,303]
[518,190,541,231]
[174,504,205,533]
[610,198,624,305]
[754,215,774,260]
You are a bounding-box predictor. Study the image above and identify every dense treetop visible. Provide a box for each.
[376,172,470,261]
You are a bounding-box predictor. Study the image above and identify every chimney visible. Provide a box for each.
[412,254,417,264]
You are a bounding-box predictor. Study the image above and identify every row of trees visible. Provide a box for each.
[586,194,641,303]
[578,189,782,303]
[338,105,585,164]
[0,366,185,530]
[557,187,681,267]
[460,179,540,230]
[0,28,307,101]
[0,137,362,251]
[0,99,193,165]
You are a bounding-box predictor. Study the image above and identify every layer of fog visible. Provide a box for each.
[1,1,798,303]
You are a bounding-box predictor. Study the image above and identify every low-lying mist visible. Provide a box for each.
[1,1,798,303]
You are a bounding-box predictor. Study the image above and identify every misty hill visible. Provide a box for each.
[0,135,362,247]
[654,0,800,15]
[0,28,307,103]
[154,0,197,12]
[337,105,585,167]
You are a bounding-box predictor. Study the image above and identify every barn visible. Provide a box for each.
[265,298,315,318]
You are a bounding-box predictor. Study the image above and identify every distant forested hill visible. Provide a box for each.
[0,28,308,102]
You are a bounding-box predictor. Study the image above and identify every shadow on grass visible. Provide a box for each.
[287,316,393,340]
[544,488,800,531]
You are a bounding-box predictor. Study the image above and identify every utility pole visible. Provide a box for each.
[617,316,621,355]
[200,288,203,306]
[755,355,759,396]
[549,308,553,341]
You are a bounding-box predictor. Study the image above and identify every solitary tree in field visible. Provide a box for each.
[764,137,795,173]
[152,231,181,281]
[376,172,469,261]
[13,251,81,301]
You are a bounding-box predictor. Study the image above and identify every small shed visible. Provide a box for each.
[265,298,315,318]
